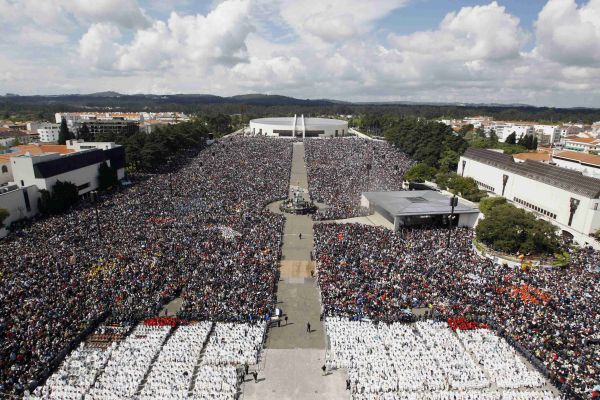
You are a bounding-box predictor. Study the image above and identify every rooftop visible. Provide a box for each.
[513,152,552,162]
[554,150,600,167]
[564,136,600,144]
[0,144,74,163]
[363,190,478,217]
[251,117,347,127]
[463,147,600,198]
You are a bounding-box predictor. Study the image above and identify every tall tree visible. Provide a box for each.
[58,117,71,145]
[78,123,92,141]
[97,161,118,190]
[0,208,9,227]
[505,132,517,145]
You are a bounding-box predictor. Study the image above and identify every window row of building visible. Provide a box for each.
[513,197,557,219]
[474,179,495,192]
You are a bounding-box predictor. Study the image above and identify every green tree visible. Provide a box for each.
[458,124,474,135]
[438,149,460,172]
[78,123,92,141]
[97,161,118,191]
[479,196,507,215]
[37,189,53,215]
[437,172,487,202]
[505,132,517,145]
[384,117,468,169]
[38,181,79,214]
[489,129,499,143]
[475,127,486,139]
[0,208,9,227]
[58,117,71,145]
[404,163,437,183]
[476,203,560,254]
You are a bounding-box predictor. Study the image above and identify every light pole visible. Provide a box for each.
[446,195,458,248]
[91,190,102,241]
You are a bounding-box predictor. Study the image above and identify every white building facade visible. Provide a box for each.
[0,141,125,238]
[563,137,600,153]
[552,151,600,179]
[33,123,61,143]
[485,123,534,142]
[11,144,125,195]
[459,148,600,248]
[534,124,560,145]
[249,116,348,138]
[0,184,40,232]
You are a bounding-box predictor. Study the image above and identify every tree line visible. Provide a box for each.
[3,95,600,124]
[95,120,209,172]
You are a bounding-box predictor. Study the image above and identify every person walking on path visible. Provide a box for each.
[321,364,327,376]
[253,371,258,383]
[285,315,288,325]
[306,322,311,333]
[299,233,302,240]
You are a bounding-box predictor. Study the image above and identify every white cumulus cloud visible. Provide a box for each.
[80,0,254,73]
[390,1,527,62]
[279,0,409,42]
[535,0,600,66]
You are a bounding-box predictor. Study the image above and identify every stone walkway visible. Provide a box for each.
[243,142,347,400]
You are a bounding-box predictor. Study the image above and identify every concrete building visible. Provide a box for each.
[27,122,61,143]
[249,116,348,138]
[563,136,600,153]
[553,150,600,179]
[361,191,479,230]
[484,122,534,142]
[559,124,585,138]
[10,142,125,195]
[1,141,124,238]
[0,184,41,236]
[0,144,75,186]
[0,128,37,145]
[459,148,600,247]
[55,112,189,138]
[534,124,560,145]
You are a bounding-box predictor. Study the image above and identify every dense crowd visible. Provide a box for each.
[314,223,599,398]
[0,138,292,395]
[305,138,412,220]
[326,318,556,399]
[30,321,264,399]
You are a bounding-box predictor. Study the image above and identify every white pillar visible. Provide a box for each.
[301,114,306,139]
[293,114,297,137]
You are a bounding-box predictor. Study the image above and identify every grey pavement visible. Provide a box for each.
[241,349,347,400]
[243,141,336,398]
[160,297,183,317]
[267,280,325,349]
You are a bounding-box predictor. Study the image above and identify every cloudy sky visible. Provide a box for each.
[0,0,599,107]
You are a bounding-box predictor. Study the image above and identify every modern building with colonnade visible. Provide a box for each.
[249,115,348,138]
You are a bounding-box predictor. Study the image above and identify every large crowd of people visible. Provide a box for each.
[314,223,599,398]
[305,138,412,220]
[30,320,264,399]
[3,134,598,399]
[326,318,556,399]
[0,138,292,395]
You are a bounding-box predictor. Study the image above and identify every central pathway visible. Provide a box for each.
[244,142,347,399]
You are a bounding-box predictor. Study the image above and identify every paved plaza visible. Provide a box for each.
[241,349,347,400]
[244,142,347,399]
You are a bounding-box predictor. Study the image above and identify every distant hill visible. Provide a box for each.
[1,92,599,124]
[87,91,122,97]
[0,92,337,108]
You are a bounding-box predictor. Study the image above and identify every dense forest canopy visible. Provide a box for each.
[1,93,600,123]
